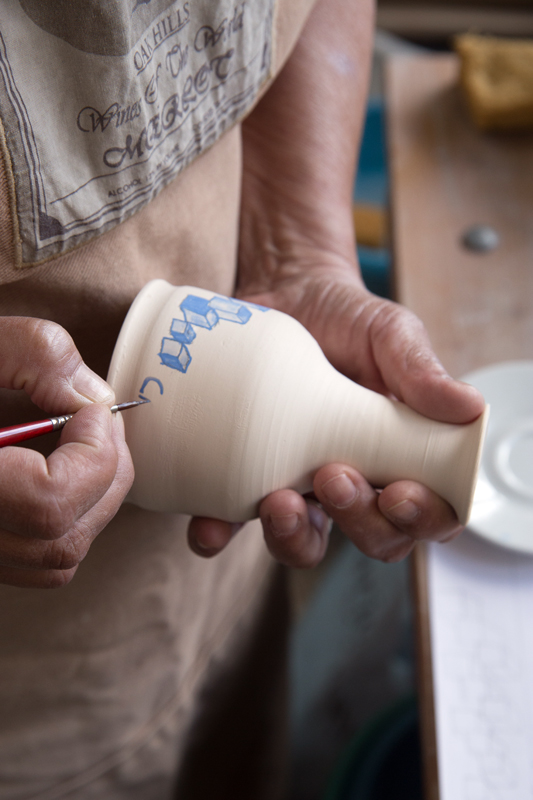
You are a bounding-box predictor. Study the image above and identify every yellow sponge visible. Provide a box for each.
[455,34,533,132]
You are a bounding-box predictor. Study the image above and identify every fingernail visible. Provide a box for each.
[386,499,420,523]
[269,513,299,537]
[73,364,115,403]
[307,503,331,537]
[321,473,357,508]
[194,538,213,551]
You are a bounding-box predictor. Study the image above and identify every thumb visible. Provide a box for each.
[372,305,485,424]
[0,317,114,413]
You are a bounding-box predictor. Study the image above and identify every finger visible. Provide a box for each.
[314,464,416,562]
[187,518,243,558]
[0,525,88,571]
[0,563,78,590]
[0,317,114,412]
[56,409,135,548]
[378,480,463,544]
[0,405,122,539]
[369,303,485,423]
[259,489,331,568]
[0,413,134,578]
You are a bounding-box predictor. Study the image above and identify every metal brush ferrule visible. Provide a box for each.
[50,414,74,431]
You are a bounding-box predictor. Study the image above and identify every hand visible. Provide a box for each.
[0,318,134,588]
[188,272,485,566]
[187,0,484,565]
[255,271,486,565]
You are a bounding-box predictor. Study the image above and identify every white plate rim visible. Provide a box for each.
[461,360,533,555]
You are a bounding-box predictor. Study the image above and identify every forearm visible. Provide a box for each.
[239,0,375,286]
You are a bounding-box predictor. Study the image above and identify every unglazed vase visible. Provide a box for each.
[107,280,489,524]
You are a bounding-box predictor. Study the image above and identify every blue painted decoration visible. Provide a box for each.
[138,376,164,402]
[170,318,196,344]
[209,296,252,324]
[180,295,219,329]
[159,338,192,373]
[157,293,269,375]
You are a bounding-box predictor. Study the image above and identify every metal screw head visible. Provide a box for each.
[462,224,500,253]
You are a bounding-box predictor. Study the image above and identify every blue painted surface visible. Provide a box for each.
[159,338,192,372]
[180,295,219,329]
[209,295,252,324]
[354,99,390,299]
[156,293,268,377]
[170,318,196,344]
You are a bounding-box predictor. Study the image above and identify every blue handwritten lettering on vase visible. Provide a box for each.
[139,376,164,402]
[158,293,269,374]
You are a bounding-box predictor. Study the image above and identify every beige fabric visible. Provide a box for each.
[0,0,317,797]
[0,508,277,800]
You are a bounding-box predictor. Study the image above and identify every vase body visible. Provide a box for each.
[107,280,488,524]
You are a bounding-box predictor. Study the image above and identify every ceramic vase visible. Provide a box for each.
[107,280,488,524]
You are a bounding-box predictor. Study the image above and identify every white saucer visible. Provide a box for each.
[462,361,533,554]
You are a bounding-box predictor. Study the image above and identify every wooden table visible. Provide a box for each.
[385,53,533,800]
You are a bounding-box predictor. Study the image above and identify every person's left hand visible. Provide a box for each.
[187,269,485,567]
[187,0,484,566]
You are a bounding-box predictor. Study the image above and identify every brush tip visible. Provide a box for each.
[111,400,150,413]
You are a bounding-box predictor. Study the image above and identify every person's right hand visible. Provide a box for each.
[0,317,134,589]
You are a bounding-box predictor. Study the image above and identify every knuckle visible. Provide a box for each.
[31,319,76,369]
[369,301,408,345]
[370,303,435,370]
[13,319,82,404]
[40,536,87,571]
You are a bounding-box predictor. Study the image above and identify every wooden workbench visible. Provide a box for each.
[385,53,533,800]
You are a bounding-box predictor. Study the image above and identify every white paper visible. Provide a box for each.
[427,533,533,800]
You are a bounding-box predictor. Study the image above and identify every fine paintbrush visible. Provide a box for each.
[0,400,148,448]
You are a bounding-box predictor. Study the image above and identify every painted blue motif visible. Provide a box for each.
[235,299,269,313]
[159,338,192,373]
[208,296,252,324]
[180,296,219,329]
[156,293,269,377]
[170,318,196,344]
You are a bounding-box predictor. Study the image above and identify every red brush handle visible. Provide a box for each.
[0,401,146,448]
[0,419,56,447]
